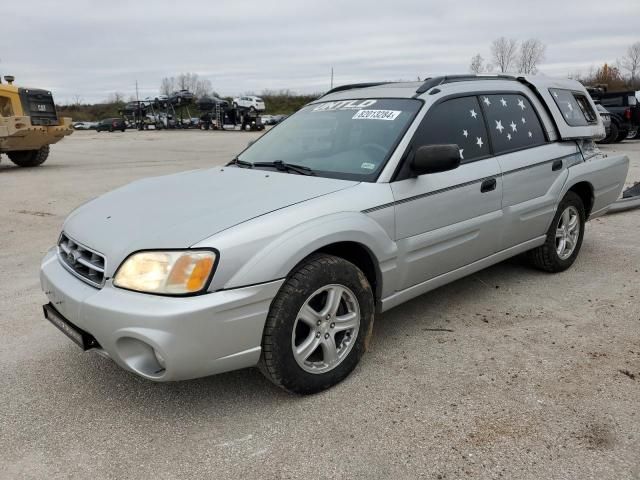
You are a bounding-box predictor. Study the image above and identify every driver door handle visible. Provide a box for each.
[480,178,497,193]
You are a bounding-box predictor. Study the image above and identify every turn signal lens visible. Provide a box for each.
[114,250,216,295]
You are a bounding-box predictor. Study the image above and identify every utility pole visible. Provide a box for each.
[330,67,334,90]
[135,80,139,102]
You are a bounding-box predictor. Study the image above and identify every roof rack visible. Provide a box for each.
[322,82,394,96]
[414,74,523,94]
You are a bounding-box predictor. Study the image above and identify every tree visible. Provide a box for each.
[469,54,485,74]
[106,92,125,104]
[491,37,518,73]
[517,39,546,74]
[620,41,640,87]
[159,73,213,98]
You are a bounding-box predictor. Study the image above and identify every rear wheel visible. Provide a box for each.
[7,145,50,167]
[259,254,375,394]
[601,122,618,144]
[615,128,629,142]
[527,191,585,273]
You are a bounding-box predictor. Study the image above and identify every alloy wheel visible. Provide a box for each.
[291,284,360,374]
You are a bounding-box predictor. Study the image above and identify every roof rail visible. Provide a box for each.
[322,82,393,96]
[415,74,523,94]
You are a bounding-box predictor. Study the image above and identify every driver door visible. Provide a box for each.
[391,95,503,291]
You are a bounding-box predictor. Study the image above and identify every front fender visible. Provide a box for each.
[223,212,398,291]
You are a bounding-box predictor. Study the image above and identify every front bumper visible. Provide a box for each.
[40,248,284,381]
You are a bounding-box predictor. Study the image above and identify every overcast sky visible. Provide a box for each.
[2,0,639,103]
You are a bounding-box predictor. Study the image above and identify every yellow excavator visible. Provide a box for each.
[0,75,72,167]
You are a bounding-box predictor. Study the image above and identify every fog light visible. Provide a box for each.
[154,350,166,369]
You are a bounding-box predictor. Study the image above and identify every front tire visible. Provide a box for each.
[7,145,50,167]
[527,191,585,273]
[259,254,375,394]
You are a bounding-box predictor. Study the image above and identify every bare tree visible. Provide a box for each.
[72,94,83,107]
[491,37,518,73]
[620,41,640,87]
[517,39,546,74]
[469,54,485,74]
[159,77,175,96]
[160,73,213,98]
[106,92,125,104]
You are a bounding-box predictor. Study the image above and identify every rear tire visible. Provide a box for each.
[615,128,628,142]
[259,253,375,394]
[601,122,618,144]
[7,145,50,167]
[527,191,585,273]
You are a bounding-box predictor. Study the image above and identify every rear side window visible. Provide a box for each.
[413,96,489,163]
[550,88,598,126]
[479,94,546,155]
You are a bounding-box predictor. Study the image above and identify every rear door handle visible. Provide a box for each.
[552,159,563,171]
[480,178,497,193]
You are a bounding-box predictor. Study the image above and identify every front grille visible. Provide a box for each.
[57,233,106,288]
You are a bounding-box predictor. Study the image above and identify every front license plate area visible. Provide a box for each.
[43,303,99,350]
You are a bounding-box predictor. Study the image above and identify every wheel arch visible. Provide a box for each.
[312,241,382,308]
[567,181,594,218]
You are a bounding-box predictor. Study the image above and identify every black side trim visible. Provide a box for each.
[363,152,580,214]
[501,153,578,177]
[362,174,496,214]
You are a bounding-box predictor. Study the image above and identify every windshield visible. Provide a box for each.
[238,98,422,181]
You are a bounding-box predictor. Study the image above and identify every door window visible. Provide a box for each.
[412,96,490,163]
[480,93,546,154]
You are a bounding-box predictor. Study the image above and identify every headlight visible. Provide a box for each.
[113,250,217,295]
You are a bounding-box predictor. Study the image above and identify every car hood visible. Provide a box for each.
[63,167,357,276]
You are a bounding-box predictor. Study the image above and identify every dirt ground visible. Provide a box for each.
[1,130,639,479]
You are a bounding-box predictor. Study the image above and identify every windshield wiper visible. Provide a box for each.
[252,160,315,176]
[227,158,254,168]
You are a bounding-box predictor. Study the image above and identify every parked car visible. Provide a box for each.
[96,118,126,132]
[169,90,194,106]
[589,88,640,142]
[595,105,611,143]
[72,121,97,130]
[40,75,628,394]
[196,96,229,111]
[232,95,266,111]
[260,114,274,125]
[272,114,288,124]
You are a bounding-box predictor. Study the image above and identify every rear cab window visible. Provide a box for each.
[479,93,546,155]
[549,88,598,126]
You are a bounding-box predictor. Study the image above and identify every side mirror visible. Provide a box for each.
[411,144,461,176]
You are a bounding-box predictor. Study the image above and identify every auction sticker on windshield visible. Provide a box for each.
[352,109,401,121]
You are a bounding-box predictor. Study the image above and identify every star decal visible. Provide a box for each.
[470,109,478,119]
[517,99,525,110]
[476,137,483,148]
[495,120,504,133]
[459,149,464,159]
[510,121,517,132]
[483,97,491,106]
[500,98,507,107]
[463,129,468,138]
[528,131,532,138]
[507,133,512,141]
[521,117,526,124]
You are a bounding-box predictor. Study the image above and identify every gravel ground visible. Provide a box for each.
[1,131,639,480]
